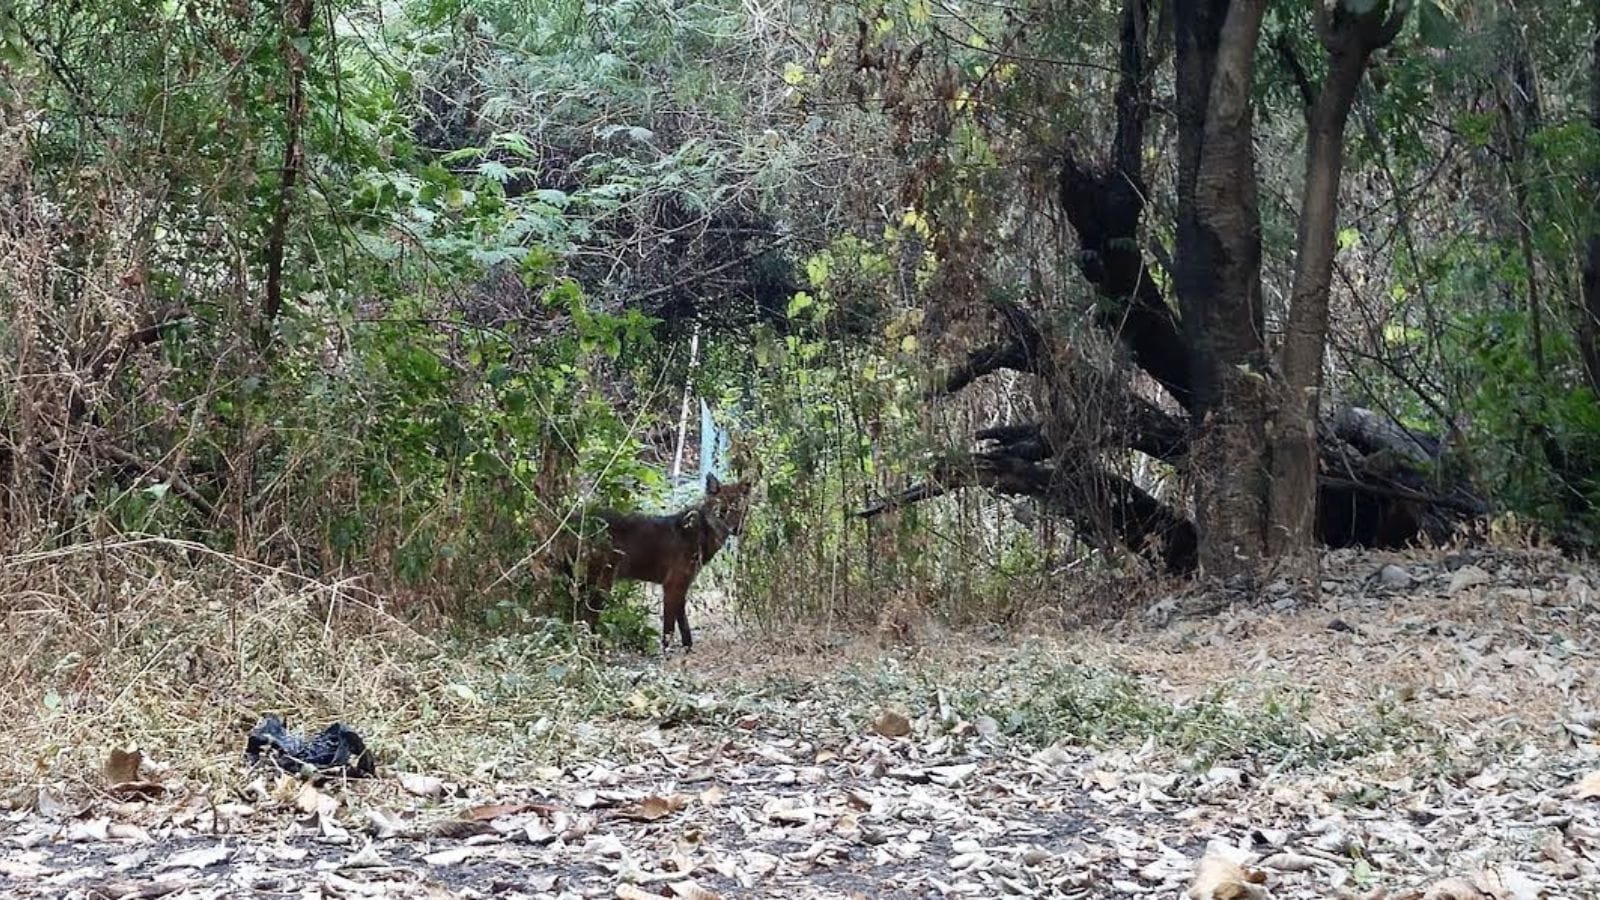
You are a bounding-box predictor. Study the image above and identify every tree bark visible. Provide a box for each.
[1269,0,1407,558]
[1581,4,1600,394]
[1173,0,1270,579]
[1059,0,1195,413]
[261,0,316,337]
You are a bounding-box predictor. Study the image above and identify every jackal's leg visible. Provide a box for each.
[662,574,692,652]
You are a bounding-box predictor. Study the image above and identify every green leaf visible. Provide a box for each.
[439,146,484,164]
[1351,858,1375,886]
[491,132,538,159]
[533,188,570,207]
[804,255,831,287]
[478,160,513,183]
[787,291,815,318]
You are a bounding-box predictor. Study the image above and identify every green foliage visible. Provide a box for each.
[597,591,660,653]
[719,231,1053,625]
[980,672,1412,769]
[1449,309,1600,544]
[815,649,1421,770]
[0,0,678,634]
[8,0,1600,645]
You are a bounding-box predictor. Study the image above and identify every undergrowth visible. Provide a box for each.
[2,540,1428,798]
[715,644,1429,773]
[0,539,654,793]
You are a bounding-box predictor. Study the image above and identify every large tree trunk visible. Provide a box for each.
[1269,1,1407,558]
[1173,0,1271,579]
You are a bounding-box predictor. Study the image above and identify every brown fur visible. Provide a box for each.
[553,474,751,651]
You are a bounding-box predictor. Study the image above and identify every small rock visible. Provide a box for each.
[1206,766,1248,786]
[1377,564,1412,588]
[1448,565,1491,595]
[872,709,912,738]
[1020,847,1053,866]
[1327,619,1356,633]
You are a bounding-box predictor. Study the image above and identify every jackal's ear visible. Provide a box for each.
[706,472,721,493]
[679,509,701,531]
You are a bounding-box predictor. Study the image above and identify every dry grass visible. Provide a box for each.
[0,536,636,796]
[6,535,1591,809]
[679,543,1600,778]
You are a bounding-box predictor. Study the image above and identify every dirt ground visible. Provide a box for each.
[5,547,1600,899]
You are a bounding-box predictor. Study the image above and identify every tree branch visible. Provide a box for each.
[937,295,1047,393]
[1273,33,1317,115]
[262,0,317,333]
[1058,0,1194,411]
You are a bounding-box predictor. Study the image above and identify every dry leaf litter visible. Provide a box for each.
[4,548,1600,898]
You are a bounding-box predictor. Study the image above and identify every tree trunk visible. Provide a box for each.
[261,0,316,339]
[1581,4,1600,394]
[1173,0,1270,579]
[1058,0,1195,412]
[1504,42,1545,376]
[1269,0,1407,558]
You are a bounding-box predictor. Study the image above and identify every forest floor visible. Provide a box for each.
[5,545,1600,899]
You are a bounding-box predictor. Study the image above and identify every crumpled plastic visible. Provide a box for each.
[244,715,376,778]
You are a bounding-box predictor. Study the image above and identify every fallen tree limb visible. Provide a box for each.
[938,296,1048,394]
[864,404,1488,569]
[943,339,1036,394]
[89,439,220,523]
[859,452,1198,574]
[36,428,220,523]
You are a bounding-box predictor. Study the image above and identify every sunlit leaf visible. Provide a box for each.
[787,292,815,318]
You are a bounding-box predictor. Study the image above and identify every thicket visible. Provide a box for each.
[1,0,1598,638]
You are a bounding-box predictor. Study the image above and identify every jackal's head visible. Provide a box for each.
[701,473,751,536]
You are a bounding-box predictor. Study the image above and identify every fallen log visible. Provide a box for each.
[862,406,1488,570]
[859,451,1197,574]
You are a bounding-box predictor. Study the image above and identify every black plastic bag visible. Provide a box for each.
[244,715,377,778]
